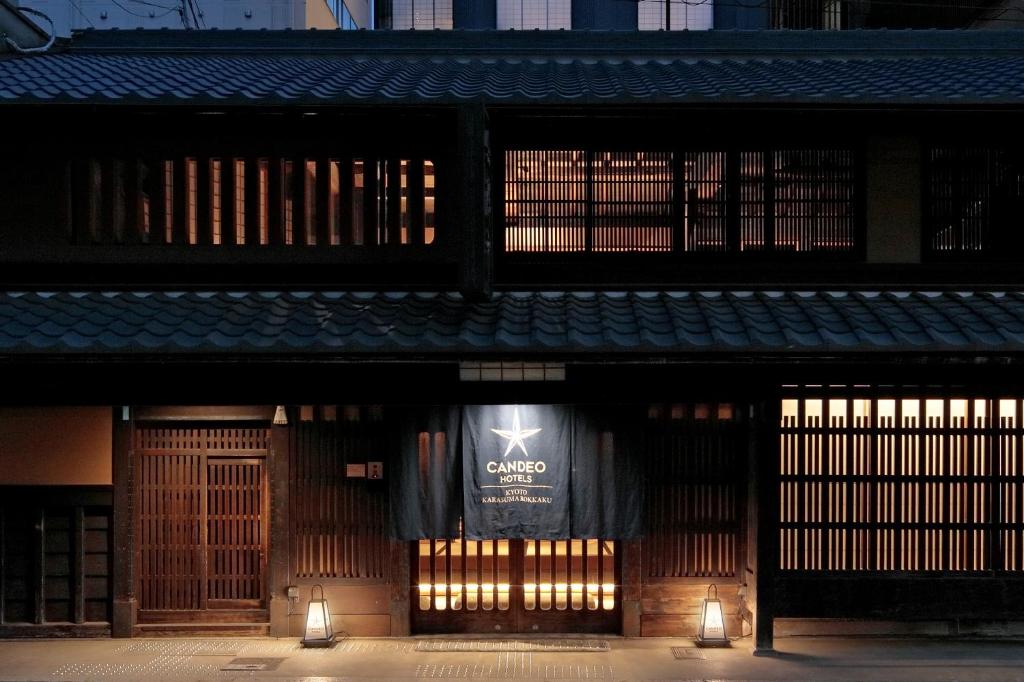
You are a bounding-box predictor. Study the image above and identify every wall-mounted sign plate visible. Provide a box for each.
[368,461,383,479]
[346,463,367,478]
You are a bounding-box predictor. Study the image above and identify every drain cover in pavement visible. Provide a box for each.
[221,657,286,671]
[416,639,609,652]
[670,647,706,660]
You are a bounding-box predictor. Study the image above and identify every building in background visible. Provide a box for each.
[374,0,1019,30]
[14,0,369,35]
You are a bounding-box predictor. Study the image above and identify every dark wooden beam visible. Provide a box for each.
[407,158,425,245]
[315,157,331,247]
[268,416,291,637]
[389,539,410,636]
[620,539,642,637]
[386,159,402,245]
[292,156,307,246]
[145,157,166,245]
[268,158,284,246]
[133,405,274,422]
[73,506,85,625]
[34,506,44,625]
[172,158,188,245]
[196,156,212,246]
[221,155,237,246]
[111,406,135,638]
[753,397,780,655]
[244,157,262,246]
[456,104,492,298]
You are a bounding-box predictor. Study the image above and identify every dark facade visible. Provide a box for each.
[1,28,1024,649]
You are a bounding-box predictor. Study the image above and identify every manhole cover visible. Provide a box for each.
[221,657,286,671]
[670,647,706,660]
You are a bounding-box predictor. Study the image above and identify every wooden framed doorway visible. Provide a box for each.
[134,423,270,629]
[411,538,620,634]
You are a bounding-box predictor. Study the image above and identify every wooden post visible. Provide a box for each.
[34,507,44,625]
[389,539,410,636]
[268,414,291,637]
[456,104,492,298]
[752,398,780,655]
[73,506,85,625]
[620,539,642,637]
[111,406,136,637]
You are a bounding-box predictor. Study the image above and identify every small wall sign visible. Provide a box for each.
[346,463,367,478]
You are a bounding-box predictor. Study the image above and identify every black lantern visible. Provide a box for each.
[696,584,729,647]
[301,584,334,648]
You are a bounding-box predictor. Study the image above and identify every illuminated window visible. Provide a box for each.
[638,0,713,30]
[781,393,1024,572]
[497,0,571,29]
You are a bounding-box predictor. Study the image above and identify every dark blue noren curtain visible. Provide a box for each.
[388,405,462,540]
[571,406,644,539]
[462,404,572,539]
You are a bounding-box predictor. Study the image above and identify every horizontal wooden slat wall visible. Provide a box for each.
[290,406,388,581]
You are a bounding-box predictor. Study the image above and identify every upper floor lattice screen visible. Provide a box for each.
[503,148,856,255]
[69,155,437,247]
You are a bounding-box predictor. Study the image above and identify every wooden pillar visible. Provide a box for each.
[389,540,410,636]
[73,506,86,625]
[456,104,492,298]
[752,398,780,655]
[620,539,642,637]
[111,406,136,637]
[34,506,44,625]
[268,415,291,637]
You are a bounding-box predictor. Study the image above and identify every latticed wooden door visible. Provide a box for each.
[135,425,269,620]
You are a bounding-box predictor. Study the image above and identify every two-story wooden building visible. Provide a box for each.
[1,27,1024,652]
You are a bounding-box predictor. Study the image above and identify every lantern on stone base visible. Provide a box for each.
[301,584,334,648]
[696,584,729,647]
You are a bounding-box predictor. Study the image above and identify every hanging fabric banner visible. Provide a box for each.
[462,404,571,539]
[388,405,462,540]
[571,406,644,539]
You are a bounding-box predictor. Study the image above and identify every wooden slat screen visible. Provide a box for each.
[780,392,1024,573]
[135,425,270,612]
[522,539,616,611]
[417,538,512,612]
[643,403,744,579]
[70,156,437,247]
[505,148,856,255]
[290,406,388,580]
[207,459,264,602]
[926,146,1024,256]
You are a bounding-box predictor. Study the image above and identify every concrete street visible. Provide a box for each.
[1,636,1023,682]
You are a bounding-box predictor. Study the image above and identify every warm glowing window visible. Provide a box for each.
[497,0,571,29]
[926,146,1024,256]
[70,155,438,247]
[781,393,1024,573]
[638,0,713,30]
[504,148,855,254]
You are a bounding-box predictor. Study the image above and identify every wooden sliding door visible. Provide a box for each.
[135,424,269,624]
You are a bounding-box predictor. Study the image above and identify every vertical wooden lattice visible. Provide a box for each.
[290,406,388,580]
[780,393,1024,573]
[135,426,269,612]
[644,403,743,579]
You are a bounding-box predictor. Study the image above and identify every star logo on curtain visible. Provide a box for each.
[491,407,543,458]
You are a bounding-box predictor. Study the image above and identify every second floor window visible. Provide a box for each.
[389,0,453,29]
[926,145,1024,257]
[503,148,857,255]
[497,0,571,30]
[638,0,714,31]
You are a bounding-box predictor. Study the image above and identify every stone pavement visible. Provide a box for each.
[1,636,1023,682]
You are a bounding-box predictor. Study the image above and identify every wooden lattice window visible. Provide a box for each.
[69,156,437,247]
[290,406,388,580]
[504,148,856,255]
[643,403,745,579]
[926,146,1024,257]
[781,392,1024,573]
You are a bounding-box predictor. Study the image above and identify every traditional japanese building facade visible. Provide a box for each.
[0,27,1023,651]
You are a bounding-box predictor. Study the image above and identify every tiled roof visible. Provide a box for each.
[1,30,1023,106]
[2,291,1024,357]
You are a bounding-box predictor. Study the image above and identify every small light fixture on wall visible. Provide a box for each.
[696,584,729,647]
[301,584,334,648]
[273,405,289,426]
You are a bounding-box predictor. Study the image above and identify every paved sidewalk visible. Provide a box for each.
[1,636,1024,682]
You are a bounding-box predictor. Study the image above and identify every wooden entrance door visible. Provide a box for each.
[411,538,620,634]
[135,425,269,626]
